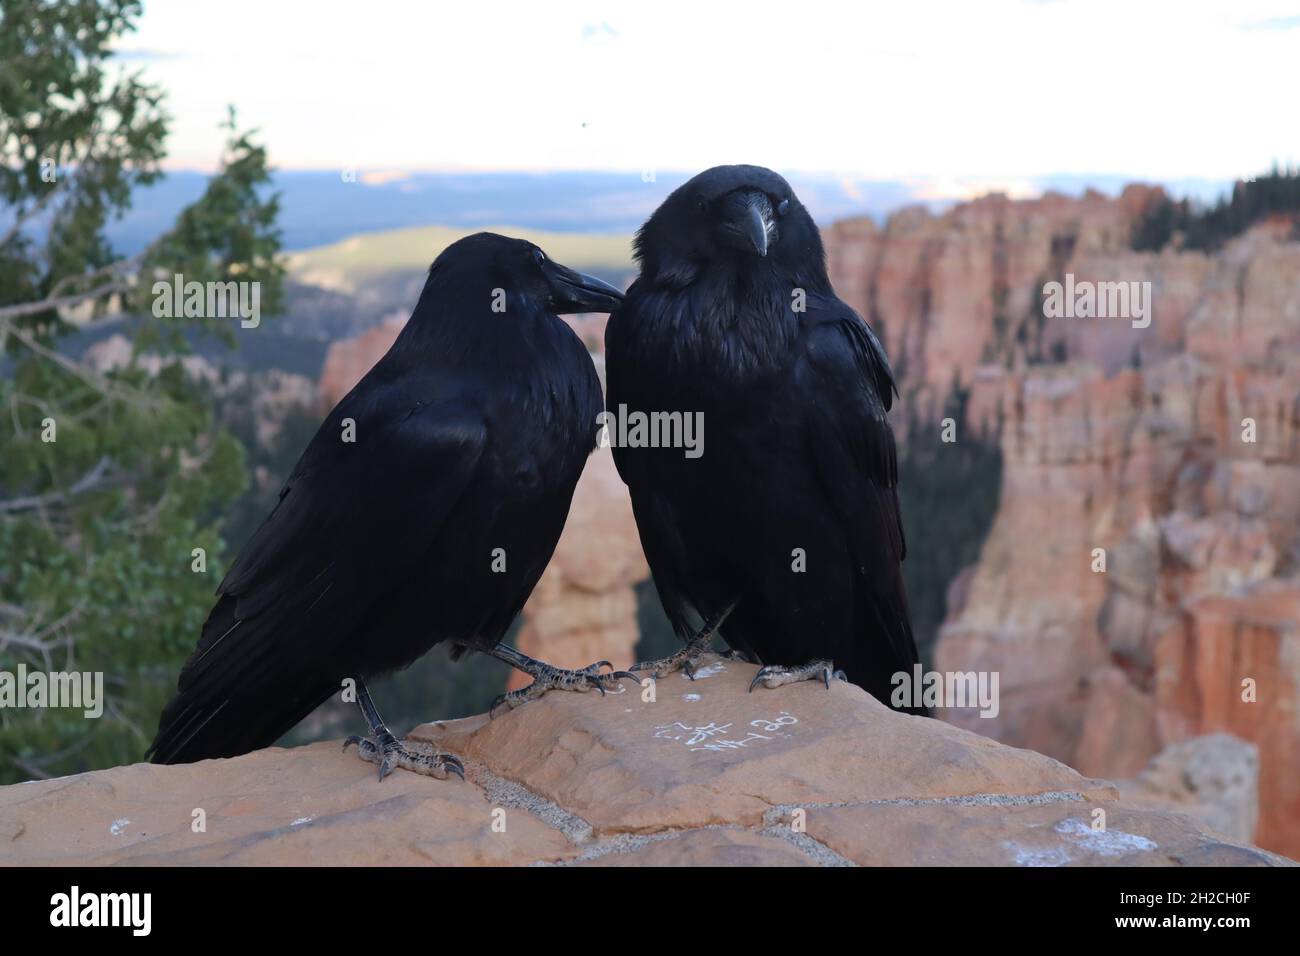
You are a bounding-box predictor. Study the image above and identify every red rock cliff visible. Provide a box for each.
[822,191,1299,857]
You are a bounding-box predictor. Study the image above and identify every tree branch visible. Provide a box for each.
[0,272,133,322]
[0,318,164,409]
[0,455,117,514]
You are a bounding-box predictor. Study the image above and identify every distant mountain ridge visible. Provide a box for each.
[95,169,1234,254]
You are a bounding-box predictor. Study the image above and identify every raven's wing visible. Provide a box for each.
[149,381,486,762]
[604,303,699,639]
[602,303,641,489]
[794,295,921,698]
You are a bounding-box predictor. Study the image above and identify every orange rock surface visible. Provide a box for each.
[4,663,1289,866]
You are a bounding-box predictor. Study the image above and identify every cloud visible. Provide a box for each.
[125,0,1298,180]
[1242,15,1300,31]
[580,21,620,42]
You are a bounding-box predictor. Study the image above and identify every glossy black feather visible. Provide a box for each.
[606,166,924,713]
[150,233,604,763]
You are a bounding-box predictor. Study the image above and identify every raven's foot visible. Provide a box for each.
[748,660,846,692]
[343,732,465,782]
[630,635,733,680]
[630,601,740,680]
[489,659,638,716]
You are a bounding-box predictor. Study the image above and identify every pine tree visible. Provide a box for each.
[0,0,282,780]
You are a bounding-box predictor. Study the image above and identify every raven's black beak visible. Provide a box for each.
[544,261,624,314]
[742,202,769,257]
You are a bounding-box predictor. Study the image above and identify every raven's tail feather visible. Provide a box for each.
[148,593,341,765]
[147,678,338,765]
[847,578,930,718]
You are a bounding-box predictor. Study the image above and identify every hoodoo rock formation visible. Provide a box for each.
[824,191,1299,858]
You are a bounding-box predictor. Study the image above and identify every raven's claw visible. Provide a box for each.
[488,660,638,717]
[630,603,742,679]
[630,634,716,680]
[344,732,465,781]
[748,660,845,693]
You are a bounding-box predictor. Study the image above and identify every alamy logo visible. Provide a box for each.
[891,664,1000,718]
[50,886,151,936]
[1042,273,1151,329]
[0,666,103,718]
[597,405,704,459]
[152,273,261,328]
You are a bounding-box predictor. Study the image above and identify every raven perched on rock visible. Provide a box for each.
[149,233,631,779]
[606,165,925,714]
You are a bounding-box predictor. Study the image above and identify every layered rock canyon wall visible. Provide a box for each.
[824,190,1299,857]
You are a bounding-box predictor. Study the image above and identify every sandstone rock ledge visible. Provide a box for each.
[1,663,1293,867]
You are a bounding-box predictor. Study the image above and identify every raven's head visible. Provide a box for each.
[634,165,827,288]
[427,232,624,316]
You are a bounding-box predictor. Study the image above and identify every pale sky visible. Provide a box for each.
[120,0,1299,186]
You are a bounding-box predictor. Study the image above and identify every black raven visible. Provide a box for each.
[149,232,632,779]
[605,165,925,714]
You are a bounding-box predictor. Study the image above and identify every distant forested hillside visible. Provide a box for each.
[1133,166,1300,252]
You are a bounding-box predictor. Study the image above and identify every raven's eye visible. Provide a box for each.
[533,249,546,264]
[696,196,708,213]
[777,199,790,216]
